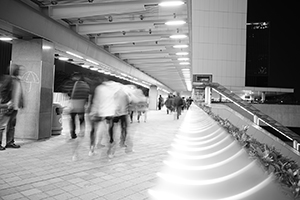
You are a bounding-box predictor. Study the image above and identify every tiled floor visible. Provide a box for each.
[0,108,186,200]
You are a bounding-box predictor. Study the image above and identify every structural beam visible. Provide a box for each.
[120,53,170,59]
[49,2,146,19]
[109,45,166,53]
[77,21,156,35]
[96,35,165,45]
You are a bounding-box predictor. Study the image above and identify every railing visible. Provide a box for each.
[204,82,300,151]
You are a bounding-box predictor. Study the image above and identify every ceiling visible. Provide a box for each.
[18,0,192,92]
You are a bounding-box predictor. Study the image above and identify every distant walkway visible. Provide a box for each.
[149,104,289,200]
[0,107,186,200]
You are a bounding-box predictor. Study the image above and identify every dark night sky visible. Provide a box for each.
[247,1,298,99]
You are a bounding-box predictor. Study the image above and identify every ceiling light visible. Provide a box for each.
[42,45,52,50]
[178,57,189,61]
[170,34,187,39]
[173,44,188,48]
[0,37,13,41]
[66,51,83,59]
[81,65,90,68]
[159,1,184,7]
[86,59,99,65]
[176,52,189,56]
[165,20,186,26]
[58,57,68,61]
[179,62,190,65]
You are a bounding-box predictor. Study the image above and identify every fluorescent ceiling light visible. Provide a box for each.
[66,51,83,59]
[42,45,52,50]
[170,34,187,39]
[176,52,189,56]
[81,65,90,68]
[90,67,98,71]
[165,20,186,26]
[0,37,13,41]
[58,57,68,61]
[159,1,184,7]
[178,57,189,61]
[173,44,188,48]
[180,62,190,65]
[86,59,99,65]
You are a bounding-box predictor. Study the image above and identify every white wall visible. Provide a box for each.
[191,0,247,88]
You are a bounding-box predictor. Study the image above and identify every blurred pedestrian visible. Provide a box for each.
[173,92,183,120]
[68,72,90,139]
[5,64,24,149]
[158,95,164,110]
[165,94,174,114]
[0,66,14,150]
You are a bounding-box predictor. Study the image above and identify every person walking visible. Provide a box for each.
[165,94,174,114]
[0,67,14,150]
[158,95,164,110]
[173,92,183,120]
[5,64,24,149]
[68,72,90,139]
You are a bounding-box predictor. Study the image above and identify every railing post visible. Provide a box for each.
[253,115,259,125]
[205,86,211,106]
[293,140,299,151]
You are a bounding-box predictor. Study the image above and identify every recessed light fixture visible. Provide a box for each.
[86,59,99,65]
[165,20,186,26]
[0,37,13,41]
[173,44,188,48]
[170,34,187,39]
[159,1,184,7]
[81,65,90,68]
[180,62,190,65]
[176,52,189,56]
[42,45,52,50]
[58,57,68,61]
[178,57,189,61]
[66,51,83,59]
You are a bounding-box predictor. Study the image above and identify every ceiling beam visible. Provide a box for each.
[109,45,166,53]
[120,53,170,59]
[48,2,146,19]
[77,21,156,35]
[96,35,166,45]
[127,58,173,64]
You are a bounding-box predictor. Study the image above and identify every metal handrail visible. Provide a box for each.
[205,82,300,151]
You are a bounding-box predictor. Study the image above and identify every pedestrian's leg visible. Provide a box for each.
[70,113,77,138]
[107,118,116,158]
[130,111,133,123]
[137,111,141,123]
[78,113,85,137]
[89,120,96,156]
[120,115,127,147]
[6,110,19,148]
[0,129,5,150]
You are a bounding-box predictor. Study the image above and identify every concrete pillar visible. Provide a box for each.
[204,86,211,106]
[12,39,55,140]
[149,85,158,110]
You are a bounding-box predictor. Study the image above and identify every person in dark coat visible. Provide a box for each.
[173,92,183,120]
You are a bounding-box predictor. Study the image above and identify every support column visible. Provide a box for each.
[12,39,55,140]
[204,86,211,106]
[149,85,158,110]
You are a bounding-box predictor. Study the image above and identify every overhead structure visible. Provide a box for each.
[2,0,192,92]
